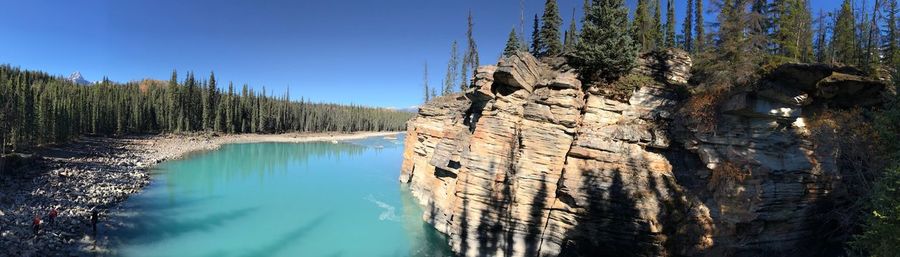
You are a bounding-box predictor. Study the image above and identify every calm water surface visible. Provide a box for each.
[111,135,451,257]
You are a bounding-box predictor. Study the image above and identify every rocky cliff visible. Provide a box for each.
[400,50,889,257]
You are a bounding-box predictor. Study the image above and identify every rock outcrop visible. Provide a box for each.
[400,50,889,257]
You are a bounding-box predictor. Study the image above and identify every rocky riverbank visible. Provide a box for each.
[0,131,399,256]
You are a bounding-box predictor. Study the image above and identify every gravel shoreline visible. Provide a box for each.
[0,132,400,256]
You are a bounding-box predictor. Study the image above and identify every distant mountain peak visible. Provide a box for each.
[68,71,90,85]
[387,106,419,113]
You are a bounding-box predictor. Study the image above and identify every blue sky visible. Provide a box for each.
[0,0,843,108]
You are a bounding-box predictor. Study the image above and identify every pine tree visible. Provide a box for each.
[713,0,756,84]
[226,82,235,133]
[573,0,638,81]
[461,11,479,92]
[531,15,542,56]
[204,71,217,131]
[652,0,663,48]
[833,0,859,65]
[443,41,459,95]
[184,72,197,131]
[633,0,652,51]
[748,0,770,56]
[22,73,34,147]
[684,0,694,51]
[773,0,814,62]
[504,28,523,57]
[773,0,797,58]
[695,0,706,51]
[886,0,899,67]
[520,0,527,48]
[665,0,676,48]
[864,0,885,70]
[423,61,431,102]
[563,9,578,53]
[258,87,266,133]
[814,10,829,63]
[167,70,178,132]
[539,0,563,56]
[240,85,249,132]
[0,80,7,154]
[798,0,814,62]
[214,93,224,132]
[718,0,743,59]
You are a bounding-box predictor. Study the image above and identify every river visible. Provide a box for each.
[109,134,451,257]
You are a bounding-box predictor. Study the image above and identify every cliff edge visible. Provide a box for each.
[400,50,889,257]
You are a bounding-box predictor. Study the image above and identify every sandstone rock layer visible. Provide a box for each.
[400,50,887,257]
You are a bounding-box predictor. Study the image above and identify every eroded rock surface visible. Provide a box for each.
[401,50,888,257]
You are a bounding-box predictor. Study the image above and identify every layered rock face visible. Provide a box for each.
[400,51,888,257]
[676,63,889,256]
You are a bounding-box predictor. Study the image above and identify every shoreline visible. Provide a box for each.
[139,131,403,164]
[0,131,402,256]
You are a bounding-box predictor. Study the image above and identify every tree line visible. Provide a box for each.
[422,11,482,103]
[0,65,413,153]
[495,0,900,85]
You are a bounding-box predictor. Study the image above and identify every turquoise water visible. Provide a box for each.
[111,135,451,257]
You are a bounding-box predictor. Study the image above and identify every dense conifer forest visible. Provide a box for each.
[0,65,412,153]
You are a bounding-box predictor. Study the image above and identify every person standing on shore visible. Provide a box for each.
[90,210,99,236]
[32,214,42,236]
[90,210,100,250]
[48,208,58,226]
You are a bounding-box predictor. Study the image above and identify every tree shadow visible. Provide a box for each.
[475,160,513,256]
[236,213,330,257]
[557,167,646,257]
[458,174,470,256]
[523,174,549,257]
[106,206,259,248]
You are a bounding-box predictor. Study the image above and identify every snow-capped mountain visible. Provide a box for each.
[387,106,419,113]
[68,71,91,85]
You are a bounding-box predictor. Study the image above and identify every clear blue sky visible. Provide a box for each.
[0,0,843,108]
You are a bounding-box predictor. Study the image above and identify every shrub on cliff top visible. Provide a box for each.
[571,0,637,82]
[678,86,729,133]
[596,73,659,102]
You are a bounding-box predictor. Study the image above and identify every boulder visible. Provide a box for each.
[759,63,888,108]
[816,72,888,107]
[418,93,471,117]
[545,70,581,89]
[494,52,547,92]
[767,63,842,92]
[469,65,497,102]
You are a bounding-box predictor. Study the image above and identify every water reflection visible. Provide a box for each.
[162,142,368,193]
